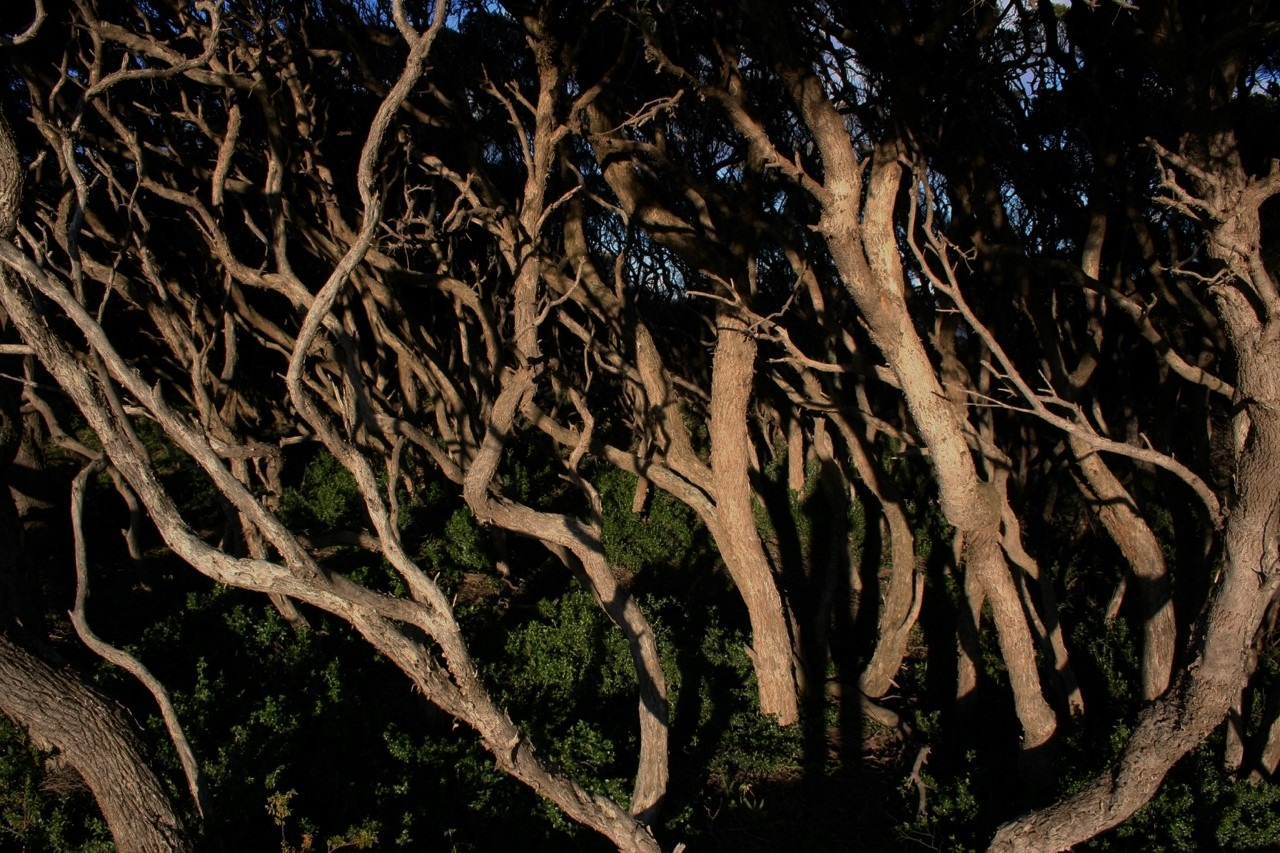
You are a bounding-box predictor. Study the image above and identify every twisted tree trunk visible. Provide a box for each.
[991,98,1280,851]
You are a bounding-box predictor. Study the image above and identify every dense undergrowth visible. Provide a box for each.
[1,440,1278,852]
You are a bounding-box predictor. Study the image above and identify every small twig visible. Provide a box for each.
[907,744,932,819]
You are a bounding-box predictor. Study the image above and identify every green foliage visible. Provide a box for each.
[268,788,381,852]
[912,755,983,853]
[1074,612,1141,712]
[24,419,1279,853]
[129,578,585,851]
[411,506,494,591]
[595,466,705,576]
[905,571,1280,853]
[36,368,1277,853]
[1086,742,1280,851]
[280,452,364,532]
[498,437,571,512]
[495,589,636,808]
[704,700,804,794]
[0,717,114,852]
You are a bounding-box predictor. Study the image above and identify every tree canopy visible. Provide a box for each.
[2,0,1280,850]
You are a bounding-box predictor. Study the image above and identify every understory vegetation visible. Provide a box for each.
[2,443,1278,851]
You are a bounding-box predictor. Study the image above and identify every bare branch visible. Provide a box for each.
[906,171,1225,526]
[69,456,210,821]
[0,0,45,47]
[82,2,224,100]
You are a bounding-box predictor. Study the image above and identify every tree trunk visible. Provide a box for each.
[708,315,800,725]
[956,554,985,714]
[788,89,1057,748]
[991,113,1280,846]
[990,426,1280,848]
[590,101,804,725]
[766,53,1061,745]
[999,489,1085,718]
[1070,436,1175,700]
[0,636,192,852]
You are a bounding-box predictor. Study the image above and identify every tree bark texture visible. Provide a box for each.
[991,112,1280,849]
[828,412,922,701]
[626,319,802,725]
[4,89,190,853]
[0,636,192,852]
[7,4,1280,850]
[708,315,800,725]
[790,84,1057,749]
[0,41,663,851]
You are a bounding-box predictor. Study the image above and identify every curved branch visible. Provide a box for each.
[69,456,210,821]
[0,0,44,47]
[906,174,1224,526]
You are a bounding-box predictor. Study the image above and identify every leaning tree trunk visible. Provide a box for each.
[989,395,1280,852]
[786,76,1058,749]
[990,113,1280,851]
[1070,436,1175,701]
[1067,206,1175,703]
[625,318,802,725]
[708,314,801,725]
[822,411,921,701]
[0,636,192,852]
[586,96,803,726]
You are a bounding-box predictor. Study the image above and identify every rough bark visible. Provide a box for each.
[990,102,1280,849]
[989,411,1280,850]
[1066,200,1176,703]
[628,318,800,724]
[587,98,803,725]
[707,314,800,724]
[1,86,188,853]
[999,489,1085,718]
[0,23,663,850]
[826,411,921,701]
[786,80,1057,748]
[956,550,985,713]
[0,232,664,853]
[0,636,192,852]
